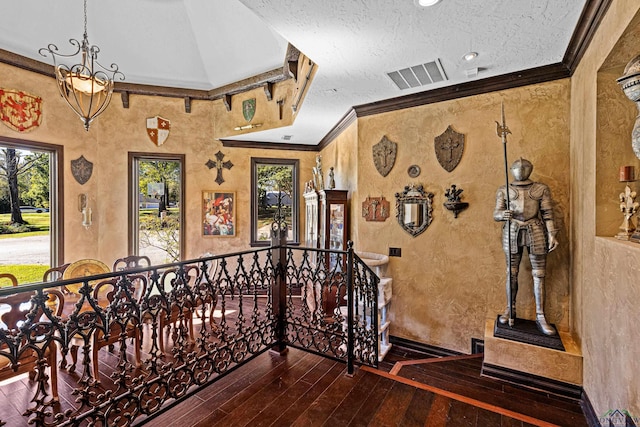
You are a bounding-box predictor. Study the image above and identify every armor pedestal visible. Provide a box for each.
[482,319,583,399]
[493,315,564,351]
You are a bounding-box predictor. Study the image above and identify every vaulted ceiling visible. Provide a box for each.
[0,0,599,145]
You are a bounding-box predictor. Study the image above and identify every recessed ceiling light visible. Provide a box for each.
[416,0,442,7]
[463,51,478,61]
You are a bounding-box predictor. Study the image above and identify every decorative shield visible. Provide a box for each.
[372,136,397,177]
[434,125,465,172]
[71,155,94,185]
[362,196,390,222]
[242,98,256,122]
[146,116,171,146]
[0,88,42,132]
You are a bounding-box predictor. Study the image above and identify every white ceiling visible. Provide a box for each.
[0,0,587,145]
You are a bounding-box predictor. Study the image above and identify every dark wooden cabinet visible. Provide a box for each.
[303,189,349,269]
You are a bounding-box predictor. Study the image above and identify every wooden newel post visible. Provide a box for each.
[271,216,289,355]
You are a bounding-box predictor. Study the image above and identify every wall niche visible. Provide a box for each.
[595,10,640,239]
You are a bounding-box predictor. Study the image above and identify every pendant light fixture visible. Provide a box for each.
[39,0,124,131]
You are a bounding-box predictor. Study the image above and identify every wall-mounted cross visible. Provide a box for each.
[205,150,234,185]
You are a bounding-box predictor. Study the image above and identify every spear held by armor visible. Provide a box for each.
[496,102,514,327]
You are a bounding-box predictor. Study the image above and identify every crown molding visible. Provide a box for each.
[562,0,613,73]
[352,63,570,118]
[220,139,319,152]
[317,108,357,151]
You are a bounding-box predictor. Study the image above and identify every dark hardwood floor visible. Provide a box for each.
[143,345,588,427]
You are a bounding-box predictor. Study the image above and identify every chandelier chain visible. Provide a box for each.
[83,0,88,39]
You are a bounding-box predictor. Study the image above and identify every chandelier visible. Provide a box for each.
[39,0,124,131]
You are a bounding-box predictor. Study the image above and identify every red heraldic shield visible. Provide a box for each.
[146,116,171,146]
[0,88,43,132]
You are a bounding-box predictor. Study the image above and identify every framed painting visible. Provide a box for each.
[203,191,236,236]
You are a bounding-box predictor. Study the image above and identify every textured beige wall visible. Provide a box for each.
[354,82,571,353]
[572,0,640,417]
[0,62,315,266]
[318,121,359,240]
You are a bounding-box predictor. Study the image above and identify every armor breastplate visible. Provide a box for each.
[508,183,541,222]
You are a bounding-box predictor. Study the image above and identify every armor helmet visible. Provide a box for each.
[510,158,533,181]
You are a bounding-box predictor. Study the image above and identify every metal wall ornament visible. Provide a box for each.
[373,135,397,177]
[71,155,93,185]
[362,196,390,222]
[205,150,234,185]
[434,125,465,172]
[443,184,469,218]
[395,184,434,237]
[146,116,171,146]
[0,88,43,132]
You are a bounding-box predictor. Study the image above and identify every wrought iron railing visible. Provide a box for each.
[0,243,378,426]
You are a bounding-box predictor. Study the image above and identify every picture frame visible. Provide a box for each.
[203,191,236,236]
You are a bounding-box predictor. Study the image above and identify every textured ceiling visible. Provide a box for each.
[0,0,587,144]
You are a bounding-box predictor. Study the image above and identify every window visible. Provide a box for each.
[0,137,63,272]
[251,158,299,246]
[129,153,185,263]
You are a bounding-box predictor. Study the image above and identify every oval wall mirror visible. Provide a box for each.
[395,184,434,237]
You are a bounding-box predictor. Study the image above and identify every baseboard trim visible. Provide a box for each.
[481,362,583,401]
[389,335,463,358]
[580,390,602,427]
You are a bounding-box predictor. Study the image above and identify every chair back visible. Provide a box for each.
[42,263,71,282]
[0,273,18,288]
[113,255,151,272]
[93,275,147,307]
[0,289,65,331]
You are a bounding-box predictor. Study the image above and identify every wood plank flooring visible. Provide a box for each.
[0,338,588,426]
[143,345,589,427]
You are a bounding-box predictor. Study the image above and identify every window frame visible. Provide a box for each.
[128,152,186,261]
[0,136,63,268]
[250,157,299,247]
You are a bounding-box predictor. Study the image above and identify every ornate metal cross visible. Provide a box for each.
[205,150,234,185]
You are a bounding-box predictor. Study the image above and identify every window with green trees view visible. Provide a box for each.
[250,158,298,246]
[129,153,185,264]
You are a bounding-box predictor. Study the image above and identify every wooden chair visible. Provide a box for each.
[156,266,200,353]
[0,289,65,399]
[0,273,18,288]
[83,275,147,382]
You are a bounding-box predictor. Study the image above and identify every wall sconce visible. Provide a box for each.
[233,123,263,131]
[78,193,92,228]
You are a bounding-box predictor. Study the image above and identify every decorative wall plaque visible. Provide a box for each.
[434,125,465,172]
[243,98,256,122]
[407,165,421,178]
[373,135,397,177]
[205,150,234,185]
[362,196,390,222]
[71,155,93,185]
[0,88,42,132]
[146,116,171,146]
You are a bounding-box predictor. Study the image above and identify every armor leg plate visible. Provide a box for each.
[533,273,556,335]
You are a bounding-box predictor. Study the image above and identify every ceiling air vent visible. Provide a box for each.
[386,59,447,90]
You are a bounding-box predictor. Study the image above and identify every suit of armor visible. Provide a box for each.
[494,158,558,335]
